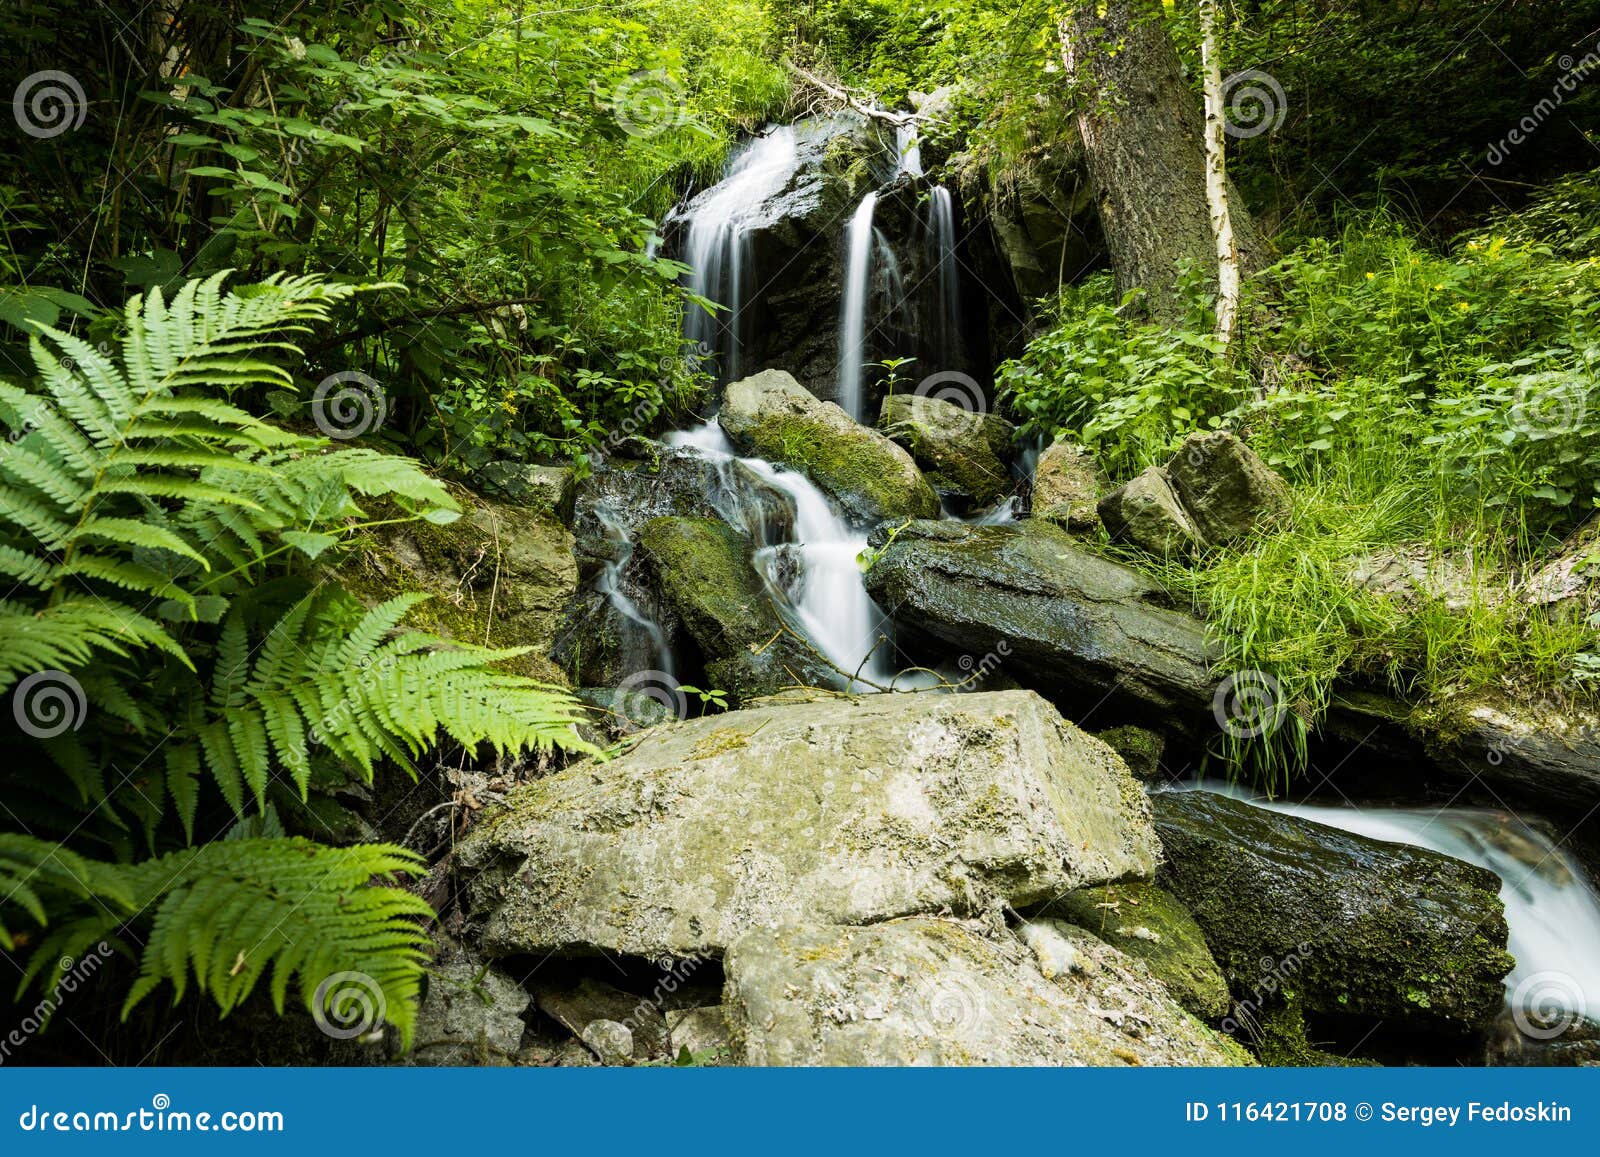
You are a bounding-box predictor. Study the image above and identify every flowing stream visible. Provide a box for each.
[837,191,879,422]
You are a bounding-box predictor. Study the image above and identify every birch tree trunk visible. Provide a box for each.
[1199,0,1240,347]
[1059,0,1265,328]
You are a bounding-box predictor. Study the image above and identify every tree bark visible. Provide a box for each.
[1199,0,1239,346]
[1059,0,1265,327]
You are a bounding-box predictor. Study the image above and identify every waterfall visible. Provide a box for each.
[593,504,675,677]
[837,192,878,422]
[895,122,923,178]
[681,128,801,381]
[1183,783,1600,1031]
[925,186,960,366]
[665,420,914,692]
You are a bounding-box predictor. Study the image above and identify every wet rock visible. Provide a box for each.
[722,916,1250,1066]
[878,393,1014,508]
[1423,689,1600,814]
[1153,790,1514,1036]
[403,949,530,1066]
[476,462,576,523]
[635,515,822,701]
[862,519,1215,722]
[1165,431,1290,545]
[1034,882,1230,1019]
[1098,467,1202,556]
[720,369,940,524]
[1032,441,1104,533]
[459,690,1159,960]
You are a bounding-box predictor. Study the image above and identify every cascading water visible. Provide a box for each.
[925,186,961,366]
[680,127,802,381]
[837,191,879,423]
[1180,782,1600,1031]
[895,123,923,178]
[593,504,674,677]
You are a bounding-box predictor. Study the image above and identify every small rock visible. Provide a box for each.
[666,1006,733,1064]
[878,393,1014,508]
[403,949,530,1066]
[1032,441,1105,533]
[1098,467,1203,556]
[535,977,668,1062]
[1094,725,1166,781]
[1164,431,1289,544]
[579,1020,635,1066]
[477,461,577,523]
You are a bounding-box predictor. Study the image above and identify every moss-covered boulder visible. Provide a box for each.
[1165,430,1290,545]
[1032,440,1105,533]
[458,690,1159,960]
[1094,725,1166,782]
[634,515,820,701]
[1037,882,1230,1019]
[1154,790,1514,1036]
[862,519,1216,722]
[724,916,1251,1066]
[334,484,576,682]
[719,369,940,524]
[877,393,1014,508]
[1098,466,1203,556]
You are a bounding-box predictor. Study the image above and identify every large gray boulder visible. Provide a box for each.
[861,519,1216,721]
[458,690,1158,960]
[723,916,1250,1066]
[720,369,940,524]
[878,393,1014,508]
[1154,790,1514,1036]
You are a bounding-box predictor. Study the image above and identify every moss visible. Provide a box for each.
[690,727,751,760]
[742,411,939,521]
[1093,725,1166,781]
[1043,883,1231,1019]
[1251,996,1379,1067]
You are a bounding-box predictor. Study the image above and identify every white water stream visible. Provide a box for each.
[836,191,879,423]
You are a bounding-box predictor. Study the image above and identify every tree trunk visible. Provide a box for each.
[1199,0,1240,346]
[1058,0,1265,326]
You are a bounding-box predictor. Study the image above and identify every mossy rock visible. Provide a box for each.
[878,393,1014,508]
[333,483,576,683]
[1093,725,1166,781]
[719,369,940,524]
[1039,882,1230,1019]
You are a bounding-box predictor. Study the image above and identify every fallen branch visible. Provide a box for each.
[783,60,917,129]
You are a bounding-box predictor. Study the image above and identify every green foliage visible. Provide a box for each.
[1000,177,1600,783]
[0,273,592,1044]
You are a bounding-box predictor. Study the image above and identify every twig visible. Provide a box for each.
[783,61,919,128]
